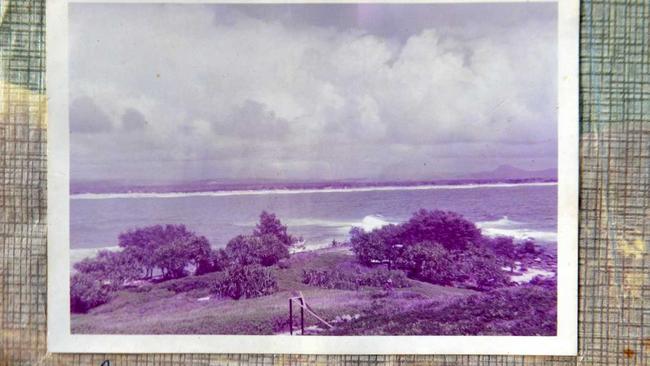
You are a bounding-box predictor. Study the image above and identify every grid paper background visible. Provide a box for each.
[1,0,648,365]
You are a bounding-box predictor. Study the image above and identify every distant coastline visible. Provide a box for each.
[71,179,558,200]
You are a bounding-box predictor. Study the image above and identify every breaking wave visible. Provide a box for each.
[477,216,556,242]
[358,215,392,232]
[240,215,394,233]
[288,215,393,233]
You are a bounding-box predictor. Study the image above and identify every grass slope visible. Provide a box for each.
[72,248,475,335]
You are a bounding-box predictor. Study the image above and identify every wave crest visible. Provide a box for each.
[477,216,556,242]
[359,215,392,232]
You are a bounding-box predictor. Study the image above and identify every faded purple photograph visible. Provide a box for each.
[69,3,558,336]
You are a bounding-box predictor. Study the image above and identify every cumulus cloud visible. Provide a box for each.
[121,108,148,131]
[69,3,557,182]
[213,100,290,140]
[70,96,113,133]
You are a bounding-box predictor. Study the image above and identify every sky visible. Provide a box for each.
[69,3,558,184]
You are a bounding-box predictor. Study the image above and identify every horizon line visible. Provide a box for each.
[70,181,558,200]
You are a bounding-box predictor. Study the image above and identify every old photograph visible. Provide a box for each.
[48,0,579,354]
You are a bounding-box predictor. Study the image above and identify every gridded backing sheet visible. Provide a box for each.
[0,0,648,364]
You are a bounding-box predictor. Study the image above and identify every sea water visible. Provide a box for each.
[70,183,557,261]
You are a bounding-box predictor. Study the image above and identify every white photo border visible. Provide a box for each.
[47,0,579,355]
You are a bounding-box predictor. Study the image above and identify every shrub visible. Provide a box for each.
[70,272,111,313]
[399,209,481,251]
[452,246,511,291]
[360,268,411,289]
[481,236,517,270]
[327,283,556,336]
[195,248,229,275]
[253,211,297,246]
[347,210,512,291]
[302,268,410,290]
[226,234,289,267]
[350,210,483,267]
[518,239,540,255]
[74,250,143,290]
[349,227,392,266]
[302,269,360,290]
[392,241,458,286]
[395,242,449,278]
[213,265,278,300]
[161,275,215,293]
[425,284,557,335]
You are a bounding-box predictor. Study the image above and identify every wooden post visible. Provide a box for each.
[289,298,293,335]
[299,297,305,335]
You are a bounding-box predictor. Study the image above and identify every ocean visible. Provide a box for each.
[69,182,557,262]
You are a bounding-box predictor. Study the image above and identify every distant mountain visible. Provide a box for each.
[462,165,557,181]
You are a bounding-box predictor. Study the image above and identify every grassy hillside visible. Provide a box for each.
[72,248,475,335]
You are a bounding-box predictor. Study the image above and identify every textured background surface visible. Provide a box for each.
[1,0,648,364]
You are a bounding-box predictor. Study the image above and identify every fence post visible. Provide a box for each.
[289,298,293,335]
[299,297,305,335]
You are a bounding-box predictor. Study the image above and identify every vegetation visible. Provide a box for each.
[71,211,298,313]
[349,209,514,291]
[213,265,278,300]
[302,267,411,290]
[327,282,556,336]
[399,209,482,250]
[359,268,411,289]
[74,249,143,290]
[302,268,361,290]
[254,210,298,247]
[482,236,517,271]
[160,275,215,294]
[70,272,111,313]
[71,250,474,334]
[116,224,212,279]
[225,234,289,267]
[395,242,451,281]
[196,248,229,275]
[71,208,556,337]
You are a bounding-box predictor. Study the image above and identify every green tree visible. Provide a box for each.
[399,209,481,250]
[226,234,289,267]
[74,250,143,290]
[395,241,451,282]
[70,272,111,313]
[253,211,296,246]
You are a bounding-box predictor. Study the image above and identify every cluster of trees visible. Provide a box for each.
[71,211,296,313]
[70,208,543,314]
[350,209,531,291]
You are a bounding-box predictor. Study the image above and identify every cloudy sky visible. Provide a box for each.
[69,3,557,184]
